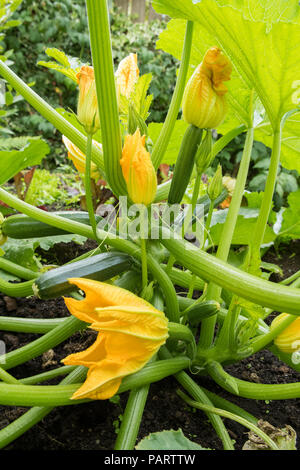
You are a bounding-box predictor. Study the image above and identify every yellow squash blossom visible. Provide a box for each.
[116,53,139,99]
[271,313,300,354]
[76,65,100,134]
[182,47,232,129]
[62,136,102,180]
[120,129,157,206]
[219,175,236,209]
[62,278,168,400]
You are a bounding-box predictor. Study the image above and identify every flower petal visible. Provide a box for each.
[71,362,123,400]
[93,306,169,339]
[62,334,106,367]
[67,278,157,311]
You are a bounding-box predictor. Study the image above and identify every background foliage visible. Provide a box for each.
[1,1,177,158]
[0,0,298,211]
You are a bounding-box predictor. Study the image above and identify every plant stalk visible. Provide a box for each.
[151,20,194,169]
[86,0,125,196]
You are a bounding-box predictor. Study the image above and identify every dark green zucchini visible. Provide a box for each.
[168,125,203,204]
[2,211,103,239]
[33,251,132,299]
[187,300,220,326]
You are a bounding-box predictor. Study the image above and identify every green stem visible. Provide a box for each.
[191,171,201,213]
[203,198,214,248]
[207,360,300,400]
[250,313,297,354]
[177,391,278,450]
[0,60,104,172]
[0,187,179,321]
[0,277,34,297]
[0,366,87,450]
[0,367,19,384]
[187,170,202,299]
[178,295,268,336]
[211,125,246,158]
[151,20,194,169]
[154,125,246,202]
[20,366,77,385]
[0,316,65,334]
[140,239,148,290]
[0,357,190,407]
[140,207,148,291]
[114,385,150,450]
[281,269,300,286]
[165,254,176,275]
[249,129,281,268]
[1,316,86,371]
[159,346,234,450]
[200,386,257,425]
[115,357,157,451]
[168,322,196,359]
[86,0,125,196]
[85,132,98,236]
[163,265,204,292]
[160,231,300,315]
[198,126,255,348]
[0,257,38,280]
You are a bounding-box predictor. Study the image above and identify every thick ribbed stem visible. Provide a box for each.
[86,0,125,196]
[151,21,194,169]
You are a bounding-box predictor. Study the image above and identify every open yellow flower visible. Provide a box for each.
[182,47,232,129]
[116,53,139,99]
[120,129,157,205]
[62,136,102,180]
[76,65,100,134]
[271,313,300,354]
[62,278,168,400]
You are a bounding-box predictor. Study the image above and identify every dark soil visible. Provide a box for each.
[0,240,300,451]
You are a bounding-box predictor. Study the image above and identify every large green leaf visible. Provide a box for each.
[278,188,300,239]
[136,429,208,450]
[148,119,188,164]
[0,138,49,184]
[1,234,86,272]
[153,0,300,129]
[255,112,300,172]
[209,208,276,246]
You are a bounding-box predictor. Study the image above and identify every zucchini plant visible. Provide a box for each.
[0,0,299,451]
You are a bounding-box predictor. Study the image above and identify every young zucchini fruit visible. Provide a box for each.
[2,211,103,239]
[33,252,132,299]
[187,300,220,326]
[168,125,203,205]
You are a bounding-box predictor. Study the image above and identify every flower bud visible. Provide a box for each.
[195,129,213,174]
[128,103,148,136]
[62,136,102,180]
[120,129,157,206]
[76,65,100,134]
[208,164,223,201]
[271,313,300,354]
[116,53,139,99]
[182,47,232,129]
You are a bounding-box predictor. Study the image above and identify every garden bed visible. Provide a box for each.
[1,240,299,451]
